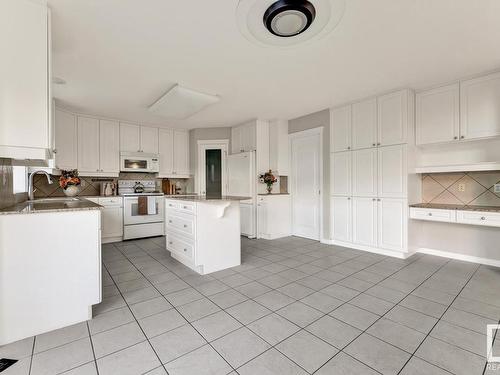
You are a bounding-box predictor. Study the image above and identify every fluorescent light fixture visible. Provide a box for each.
[149,84,220,119]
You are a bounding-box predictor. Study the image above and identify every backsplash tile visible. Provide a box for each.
[0,158,14,209]
[422,171,500,206]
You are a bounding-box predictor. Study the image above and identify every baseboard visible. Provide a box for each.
[321,239,414,259]
[417,247,500,267]
[102,236,123,244]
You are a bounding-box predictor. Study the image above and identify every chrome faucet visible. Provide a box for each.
[28,170,53,201]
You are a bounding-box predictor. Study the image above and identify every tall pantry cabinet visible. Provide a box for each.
[330,89,417,257]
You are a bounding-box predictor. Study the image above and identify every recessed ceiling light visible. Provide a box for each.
[52,77,66,85]
[236,0,346,47]
[263,0,316,37]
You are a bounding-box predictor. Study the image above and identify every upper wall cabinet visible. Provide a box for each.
[54,109,77,170]
[330,106,352,152]
[377,90,411,147]
[232,121,257,154]
[140,126,159,154]
[352,99,377,150]
[460,72,500,140]
[416,83,459,145]
[158,129,190,177]
[330,90,413,152]
[120,123,158,154]
[416,72,500,146]
[269,120,290,175]
[0,0,50,160]
[78,116,120,176]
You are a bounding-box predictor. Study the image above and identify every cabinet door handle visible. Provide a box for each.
[460,136,465,139]
[454,136,458,140]
[183,224,187,228]
[372,198,376,201]
[347,146,351,150]
[168,241,173,245]
[428,213,433,216]
[372,143,376,147]
[183,248,187,252]
[481,216,486,220]
[347,197,351,200]
[168,220,172,223]
[377,198,381,201]
[377,143,381,146]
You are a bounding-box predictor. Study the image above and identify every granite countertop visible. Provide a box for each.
[164,195,251,202]
[410,203,500,213]
[257,193,290,196]
[0,198,103,215]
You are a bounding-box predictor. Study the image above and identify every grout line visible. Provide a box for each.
[27,335,36,375]
[86,322,100,375]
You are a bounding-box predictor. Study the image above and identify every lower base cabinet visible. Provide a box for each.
[86,197,123,243]
[331,196,407,254]
[257,195,291,240]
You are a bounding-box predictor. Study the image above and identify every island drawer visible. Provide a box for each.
[456,210,500,227]
[166,213,196,237]
[166,200,180,210]
[409,207,456,223]
[167,233,194,260]
[178,202,195,214]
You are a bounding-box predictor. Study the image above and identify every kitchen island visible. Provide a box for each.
[165,196,250,274]
[0,198,102,345]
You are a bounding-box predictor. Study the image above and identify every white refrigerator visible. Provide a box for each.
[227,151,256,238]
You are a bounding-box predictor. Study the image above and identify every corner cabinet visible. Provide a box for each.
[0,0,50,159]
[158,129,190,178]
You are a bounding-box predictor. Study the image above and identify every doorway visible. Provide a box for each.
[290,127,323,240]
[197,140,229,196]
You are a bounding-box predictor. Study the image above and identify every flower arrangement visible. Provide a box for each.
[59,169,81,190]
[259,169,278,194]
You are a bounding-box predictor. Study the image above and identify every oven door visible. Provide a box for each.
[123,196,164,225]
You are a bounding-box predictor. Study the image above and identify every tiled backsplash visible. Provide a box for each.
[422,171,500,206]
[33,172,162,198]
[0,158,14,209]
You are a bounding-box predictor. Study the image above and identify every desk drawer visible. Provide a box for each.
[410,207,456,222]
[456,210,500,227]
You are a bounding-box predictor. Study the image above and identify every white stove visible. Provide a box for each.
[118,180,165,240]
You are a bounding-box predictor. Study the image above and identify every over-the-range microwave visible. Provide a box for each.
[120,152,160,173]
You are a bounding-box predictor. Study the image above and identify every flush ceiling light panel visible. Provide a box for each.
[236,0,346,47]
[149,85,220,119]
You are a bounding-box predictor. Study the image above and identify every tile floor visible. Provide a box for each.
[2,236,500,375]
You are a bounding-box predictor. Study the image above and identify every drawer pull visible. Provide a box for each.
[169,204,174,207]
[481,216,486,220]
[168,241,173,245]
[169,220,172,223]
[428,213,432,216]
[183,206,188,209]
[183,224,188,228]
[183,248,187,252]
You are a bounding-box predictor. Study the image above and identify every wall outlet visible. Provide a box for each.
[495,184,500,194]
[458,183,466,192]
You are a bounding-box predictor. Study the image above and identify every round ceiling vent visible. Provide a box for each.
[236,0,346,47]
[263,0,316,37]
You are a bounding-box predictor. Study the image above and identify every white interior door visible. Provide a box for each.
[291,129,322,240]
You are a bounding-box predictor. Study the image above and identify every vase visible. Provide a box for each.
[64,185,81,197]
[266,185,272,194]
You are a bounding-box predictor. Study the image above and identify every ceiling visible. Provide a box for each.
[49,0,500,129]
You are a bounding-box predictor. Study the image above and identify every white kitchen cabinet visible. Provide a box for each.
[158,129,190,177]
[140,127,159,154]
[378,144,407,198]
[100,202,123,242]
[120,123,141,153]
[173,130,190,175]
[77,117,100,173]
[330,105,352,152]
[232,121,257,153]
[269,120,290,175]
[0,0,50,160]
[331,152,351,196]
[352,197,378,247]
[99,120,120,173]
[460,72,500,140]
[377,90,411,146]
[352,148,377,197]
[330,196,352,242]
[54,109,77,170]
[159,129,174,175]
[416,83,460,145]
[352,98,377,150]
[241,203,255,237]
[378,198,406,252]
[257,195,291,239]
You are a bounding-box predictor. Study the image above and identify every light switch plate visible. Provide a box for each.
[494,184,500,193]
